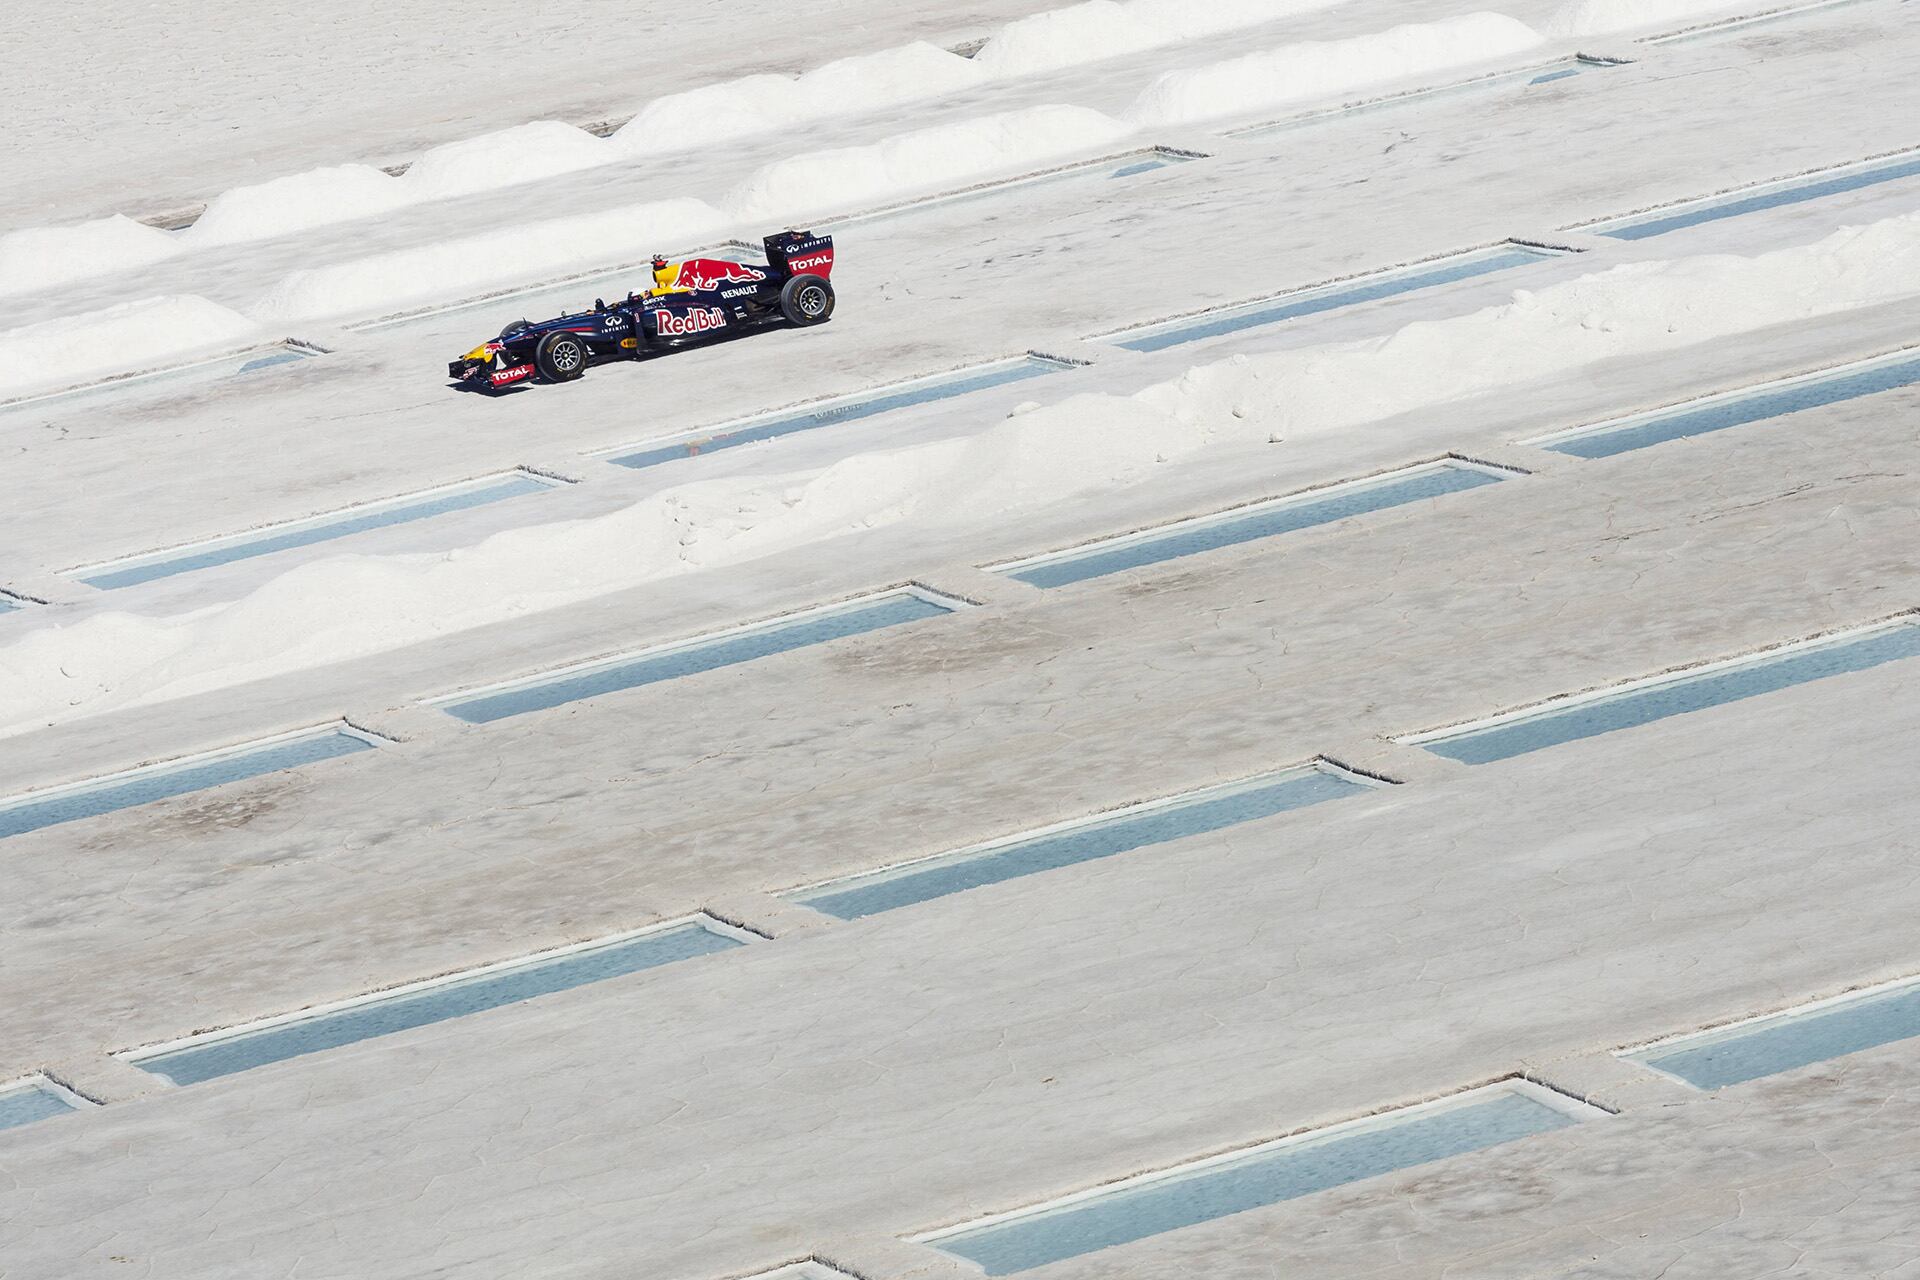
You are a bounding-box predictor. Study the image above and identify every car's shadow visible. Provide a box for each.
[450,380,532,395]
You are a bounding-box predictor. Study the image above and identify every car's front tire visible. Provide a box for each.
[534,331,589,382]
[779,275,835,326]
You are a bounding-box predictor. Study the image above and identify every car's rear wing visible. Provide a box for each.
[764,229,834,280]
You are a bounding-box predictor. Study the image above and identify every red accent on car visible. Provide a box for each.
[672,258,768,291]
[655,307,728,338]
[784,247,835,278]
[489,364,535,387]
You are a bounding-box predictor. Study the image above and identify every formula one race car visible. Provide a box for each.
[449,229,836,391]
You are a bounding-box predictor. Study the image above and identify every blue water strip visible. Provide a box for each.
[1589,152,1920,241]
[1410,619,1920,765]
[926,1083,1594,1275]
[997,462,1508,589]
[0,593,22,614]
[434,589,963,724]
[128,918,750,1086]
[1535,349,1920,458]
[0,726,382,841]
[75,471,567,590]
[607,359,1070,470]
[0,1079,84,1133]
[1106,247,1553,353]
[792,763,1376,920]
[1630,978,1920,1090]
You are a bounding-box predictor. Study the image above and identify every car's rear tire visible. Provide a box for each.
[534,331,589,382]
[779,275,834,326]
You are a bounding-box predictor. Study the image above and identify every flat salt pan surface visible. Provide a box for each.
[1412,620,1920,765]
[826,150,1197,234]
[1631,978,1920,1090]
[12,8,1920,1275]
[76,472,565,590]
[1648,0,1882,46]
[1104,246,1552,352]
[1588,151,1920,240]
[0,342,318,417]
[996,462,1507,589]
[0,727,377,841]
[131,920,745,1086]
[1535,348,1920,458]
[5,3,1909,585]
[2,0,1082,225]
[1233,56,1616,138]
[0,1081,79,1133]
[434,590,959,723]
[793,764,1371,920]
[927,1084,1589,1275]
[607,358,1068,470]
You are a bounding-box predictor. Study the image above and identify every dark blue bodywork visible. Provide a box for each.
[450,230,835,390]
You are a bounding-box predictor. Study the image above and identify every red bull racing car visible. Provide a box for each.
[449,229,836,391]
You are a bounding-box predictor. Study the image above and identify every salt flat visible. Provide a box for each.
[3,0,1919,1276]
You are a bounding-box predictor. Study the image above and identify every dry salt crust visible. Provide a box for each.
[0,0,1840,351]
[0,0,1084,230]
[0,0,1386,298]
[3,0,1920,740]
[6,205,1920,735]
[0,0,1581,335]
[2,377,1919,1277]
[5,0,1920,1275]
[0,0,1823,315]
[0,0,1891,351]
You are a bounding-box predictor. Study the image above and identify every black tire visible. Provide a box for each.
[534,331,589,382]
[498,318,530,339]
[779,274,835,326]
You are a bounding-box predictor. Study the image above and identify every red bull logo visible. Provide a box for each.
[656,306,728,338]
[673,258,767,291]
